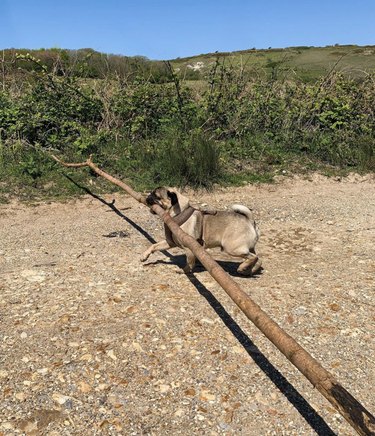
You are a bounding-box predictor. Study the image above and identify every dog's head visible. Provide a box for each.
[146,187,189,216]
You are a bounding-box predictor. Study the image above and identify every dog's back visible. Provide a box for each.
[202,204,259,250]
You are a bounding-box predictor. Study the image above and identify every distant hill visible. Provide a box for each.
[1,45,374,82]
[170,44,375,81]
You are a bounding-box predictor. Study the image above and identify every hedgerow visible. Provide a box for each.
[0,54,374,199]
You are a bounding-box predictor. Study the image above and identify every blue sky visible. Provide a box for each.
[1,0,374,59]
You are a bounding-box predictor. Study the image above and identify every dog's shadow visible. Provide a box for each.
[145,256,263,278]
[64,174,336,436]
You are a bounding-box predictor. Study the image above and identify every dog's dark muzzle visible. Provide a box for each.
[146,193,158,206]
[146,193,162,213]
[146,194,155,206]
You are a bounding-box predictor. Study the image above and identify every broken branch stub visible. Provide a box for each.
[53,154,375,436]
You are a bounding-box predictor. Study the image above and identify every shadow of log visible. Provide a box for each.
[187,273,336,435]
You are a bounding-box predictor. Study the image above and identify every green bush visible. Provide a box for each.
[157,130,221,187]
[0,55,374,201]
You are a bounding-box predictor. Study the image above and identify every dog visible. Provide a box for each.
[141,187,262,275]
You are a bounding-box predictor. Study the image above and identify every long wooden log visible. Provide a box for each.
[52,154,375,436]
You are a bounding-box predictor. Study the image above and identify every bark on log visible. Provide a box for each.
[52,154,375,436]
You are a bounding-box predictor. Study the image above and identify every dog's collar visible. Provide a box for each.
[165,206,197,247]
[164,206,204,247]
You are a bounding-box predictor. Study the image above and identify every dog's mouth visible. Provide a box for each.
[146,194,163,213]
[146,194,158,206]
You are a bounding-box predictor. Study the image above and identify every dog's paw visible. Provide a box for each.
[140,252,150,262]
[237,268,253,276]
[251,260,262,275]
[182,265,194,275]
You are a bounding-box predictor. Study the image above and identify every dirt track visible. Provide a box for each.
[0,174,374,435]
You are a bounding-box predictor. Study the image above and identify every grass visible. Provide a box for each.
[172,45,375,81]
[1,140,368,205]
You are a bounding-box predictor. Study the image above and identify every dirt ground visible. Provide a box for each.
[0,173,374,435]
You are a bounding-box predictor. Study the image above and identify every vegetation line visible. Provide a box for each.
[0,47,374,202]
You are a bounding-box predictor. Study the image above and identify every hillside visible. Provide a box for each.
[171,44,375,81]
[1,44,375,82]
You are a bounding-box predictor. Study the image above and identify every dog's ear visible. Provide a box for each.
[167,190,178,206]
[167,188,190,211]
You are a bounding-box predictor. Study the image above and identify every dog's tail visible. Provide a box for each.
[232,204,260,241]
[231,204,253,220]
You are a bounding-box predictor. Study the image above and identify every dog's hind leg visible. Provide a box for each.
[225,246,262,276]
[237,252,262,276]
[237,252,259,275]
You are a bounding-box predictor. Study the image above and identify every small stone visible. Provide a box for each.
[329,303,341,312]
[130,342,144,352]
[294,306,307,316]
[255,391,269,405]
[159,384,170,393]
[200,389,216,402]
[200,318,215,325]
[107,349,117,360]
[15,392,26,401]
[58,314,71,325]
[174,409,184,417]
[68,342,80,348]
[52,392,71,405]
[108,394,124,408]
[2,422,14,430]
[98,383,108,391]
[65,399,73,409]
[125,305,137,313]
[20,332,28,339]
[80,353,92,361]
[78,381,92,393]
[232,345,244,354]
[112,294,122,303]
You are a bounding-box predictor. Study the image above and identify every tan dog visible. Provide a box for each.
[141,187,262,275]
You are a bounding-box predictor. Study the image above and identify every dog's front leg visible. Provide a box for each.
[141,240,174,262]
[182,249,196,274]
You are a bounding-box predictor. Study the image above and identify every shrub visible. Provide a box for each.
[0,54,374,200]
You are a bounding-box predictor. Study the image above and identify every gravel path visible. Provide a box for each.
[0,174,374,435]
